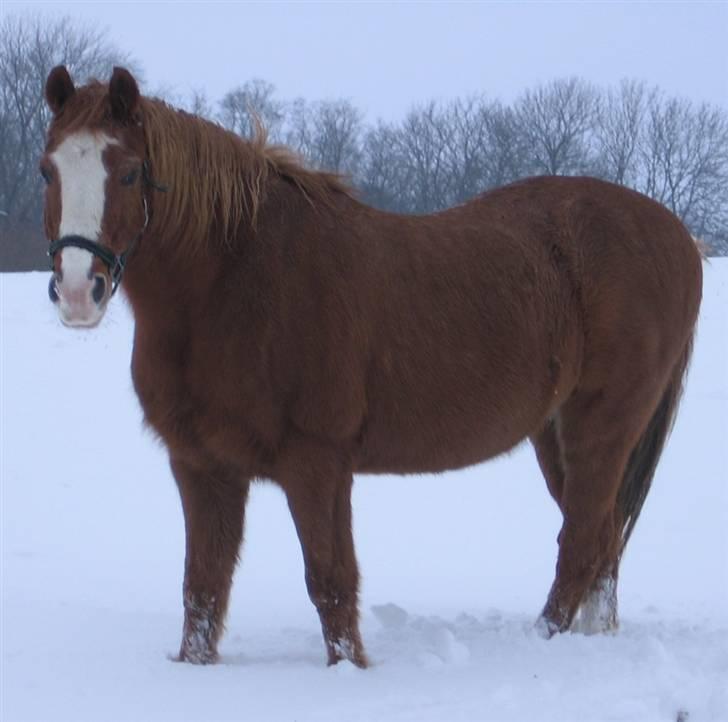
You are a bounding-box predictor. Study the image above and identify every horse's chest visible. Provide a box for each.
[130,333,278,471]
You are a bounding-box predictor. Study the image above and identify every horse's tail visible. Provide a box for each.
[617,333,695,556]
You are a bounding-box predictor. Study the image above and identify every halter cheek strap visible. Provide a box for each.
[48,161,165,296]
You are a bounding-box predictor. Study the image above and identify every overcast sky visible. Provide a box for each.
[8,1,728,119]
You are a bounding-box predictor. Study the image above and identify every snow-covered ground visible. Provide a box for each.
[2,261,727,722]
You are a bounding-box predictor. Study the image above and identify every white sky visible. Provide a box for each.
[7,1,728,119]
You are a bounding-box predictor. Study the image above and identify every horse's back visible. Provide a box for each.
[354,176,702,474]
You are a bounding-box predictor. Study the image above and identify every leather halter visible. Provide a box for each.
[47,161,167,296]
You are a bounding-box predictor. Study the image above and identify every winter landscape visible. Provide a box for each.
[1,261,726,721]
[2,2,727,718]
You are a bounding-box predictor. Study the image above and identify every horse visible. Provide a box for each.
[41,65,702,668]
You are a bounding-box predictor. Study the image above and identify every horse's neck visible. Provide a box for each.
[122,174,349,333]
[122,230,220,325]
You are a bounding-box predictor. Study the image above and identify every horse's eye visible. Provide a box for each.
[121,169,139,186]
[39,166,52,185]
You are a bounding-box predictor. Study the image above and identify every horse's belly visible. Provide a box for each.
[355,343,578,474]
[356,402,537,474]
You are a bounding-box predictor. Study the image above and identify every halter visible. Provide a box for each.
[48,160,167,296]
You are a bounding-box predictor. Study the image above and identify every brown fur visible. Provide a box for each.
[43,67,703,666]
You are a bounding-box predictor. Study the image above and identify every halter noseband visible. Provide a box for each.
[47,161,166,296]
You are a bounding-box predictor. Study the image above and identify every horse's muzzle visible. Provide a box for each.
[48,246,111,327]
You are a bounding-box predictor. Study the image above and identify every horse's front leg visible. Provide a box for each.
[279,439,367,668]
[170,456,249,664]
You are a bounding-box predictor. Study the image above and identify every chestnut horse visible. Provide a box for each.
[41,66,702,667]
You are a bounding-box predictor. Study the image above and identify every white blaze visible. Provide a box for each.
[58,247,95,288]
[51,131,115,279]
[52,130,115,240]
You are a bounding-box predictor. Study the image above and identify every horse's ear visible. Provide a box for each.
[109,67,140,122]
[45,66,75,116]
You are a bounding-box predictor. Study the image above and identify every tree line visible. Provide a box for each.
[2,15,727,271]
[215,77,728,255]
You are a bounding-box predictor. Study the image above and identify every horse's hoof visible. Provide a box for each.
[534,615,560,639]
[171,648,219,665]
[328,653,369,669]
[327,640,369,669]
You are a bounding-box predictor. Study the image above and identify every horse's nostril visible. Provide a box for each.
[92,275,107,305]
[48,275,60,304]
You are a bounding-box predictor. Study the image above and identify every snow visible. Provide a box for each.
[2,260,727,722]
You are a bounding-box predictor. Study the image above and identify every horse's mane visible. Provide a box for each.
[142,98,353,247]
[57,82,352,249]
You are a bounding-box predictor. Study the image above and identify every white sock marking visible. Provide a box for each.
[572,576,618,634]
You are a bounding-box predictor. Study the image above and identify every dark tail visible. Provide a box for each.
[617,334,695,555]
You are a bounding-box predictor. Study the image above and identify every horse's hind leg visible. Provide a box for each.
[536,384,662,637]
[280,438,367,668]
[532,418,565,506]
[532,417,619,634]
[171,457,249,664]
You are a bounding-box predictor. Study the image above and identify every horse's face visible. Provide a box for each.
[41,66,147,327]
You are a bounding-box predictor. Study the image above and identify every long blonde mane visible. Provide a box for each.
[141,97,351,247]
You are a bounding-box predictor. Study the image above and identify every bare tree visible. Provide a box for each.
[218,79,284,141]
[516,77,598,176]
[443,97,529,203]
[640,94,728,242]
[0,15,136,225]
[594,79,650,186]
[482,102,530,188]
[146,84,214,122]
[394,101,454,212]
[310,99,363,175]
[358,120,406,211]
[286,98,363,175]
[441,97,490,204]
[285,97,313,158]
[186,89,215,120]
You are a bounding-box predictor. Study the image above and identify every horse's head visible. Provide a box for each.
[42,66,148,327]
